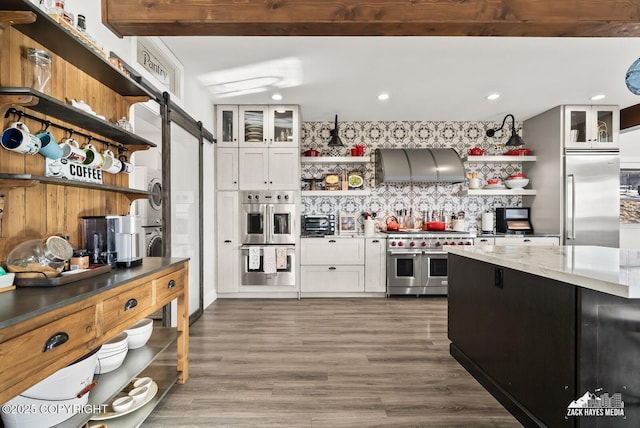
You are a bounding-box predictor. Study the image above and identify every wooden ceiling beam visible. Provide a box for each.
[101,0,640,37]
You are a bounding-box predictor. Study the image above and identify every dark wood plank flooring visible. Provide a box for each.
[143,298,521,427]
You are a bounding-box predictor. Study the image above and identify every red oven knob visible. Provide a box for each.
[436,241,442,246]
[410,241,416,247]
[391,241,397,246]
[442,242,447,246]
[465,241,472,245]
[421,241,427,247]
[457,241,464,245]
[398,242,404,246]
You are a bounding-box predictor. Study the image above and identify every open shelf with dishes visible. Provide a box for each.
[301,156,370,164]
[462,188,537,196]
[301,189,372,196]
[463,155,537,162]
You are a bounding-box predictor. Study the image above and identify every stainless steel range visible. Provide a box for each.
[386,232,475,296]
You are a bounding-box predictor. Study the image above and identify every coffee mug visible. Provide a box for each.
[469,178,481,189]
[102,149,123,174]
[119,159,134,174]
[36,130,63,159]
[59,138,86,163]
[82,143,104,169]
[1,122,41,155]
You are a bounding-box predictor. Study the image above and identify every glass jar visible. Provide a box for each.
[7,236,73,278]
[23,48,52,94]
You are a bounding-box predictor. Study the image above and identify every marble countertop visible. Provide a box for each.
[446,245,640,299]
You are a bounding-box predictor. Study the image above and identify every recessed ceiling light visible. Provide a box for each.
[377,93,390,101]
[272,93,283,101]
[590,94,606,101]
[486,93,500,101]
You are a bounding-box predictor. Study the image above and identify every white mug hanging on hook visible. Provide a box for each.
[1,121,41,155]
[102,149,123,174]
[59,137,86,163]
[82,143,103,169]
[119,154,134,174]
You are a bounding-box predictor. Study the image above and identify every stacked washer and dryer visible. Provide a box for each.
[130,167,163,256]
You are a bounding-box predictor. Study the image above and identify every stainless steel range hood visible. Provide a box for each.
[374,148,465,185]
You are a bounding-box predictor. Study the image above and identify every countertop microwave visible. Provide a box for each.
[301,214,336,236]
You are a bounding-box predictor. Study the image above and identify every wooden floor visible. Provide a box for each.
[143,298,521,427]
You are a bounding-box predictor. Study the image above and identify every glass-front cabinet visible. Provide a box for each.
[564,105,619,149]
[215,105,239,147]
[239,105,299,148]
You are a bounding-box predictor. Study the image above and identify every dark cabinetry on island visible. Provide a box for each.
[449,253,640,428]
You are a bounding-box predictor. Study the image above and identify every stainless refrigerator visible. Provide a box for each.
[564,150,620,247]
[523,106,620,248]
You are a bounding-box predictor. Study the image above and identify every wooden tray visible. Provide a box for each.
[15,265,111,287]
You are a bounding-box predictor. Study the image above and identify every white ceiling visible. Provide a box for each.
[160,36,640,123]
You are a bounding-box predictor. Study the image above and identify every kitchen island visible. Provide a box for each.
[446,245,640,428]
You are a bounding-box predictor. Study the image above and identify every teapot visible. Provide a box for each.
[386,216,400,231]
[469,147,484,156]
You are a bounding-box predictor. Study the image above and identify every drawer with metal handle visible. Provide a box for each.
[102,281,153,332]
[154,269,186,306]
[0,306,96,394]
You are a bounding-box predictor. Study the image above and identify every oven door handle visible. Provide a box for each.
[423,251,447,256]
[388,251,422,255]
[241,245,295,251]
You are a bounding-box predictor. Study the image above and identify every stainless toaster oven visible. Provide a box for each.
[302,214,336,236]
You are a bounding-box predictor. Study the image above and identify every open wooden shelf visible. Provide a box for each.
[0,174,151,200]
[0,88,156,147]
[1,0,151,97]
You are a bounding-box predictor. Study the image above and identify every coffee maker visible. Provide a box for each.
[495,207,534,234]
[81,215,144,267]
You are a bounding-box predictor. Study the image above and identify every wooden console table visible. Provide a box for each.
[0,257,189,427]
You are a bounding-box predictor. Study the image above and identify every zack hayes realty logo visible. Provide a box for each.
[566,389,625,418]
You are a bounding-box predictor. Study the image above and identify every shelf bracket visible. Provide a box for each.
[0,11,36,29]
[0,94,38,121]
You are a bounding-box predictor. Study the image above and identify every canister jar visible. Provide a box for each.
[7,236,73,278]
[23,48,52,94]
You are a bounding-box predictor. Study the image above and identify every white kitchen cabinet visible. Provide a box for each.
[216,147,239,190]
[301,237,365,265]
[216,192,240,293]
[215,105,239,147]
[494,236,560,246]
[365,238,386,292]
[564,105,619,149]
[239,105,300,148]
[475,237,495,246]
[301,265,365,292]
[239,147,299,190]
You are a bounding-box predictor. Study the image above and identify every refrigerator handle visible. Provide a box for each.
[567,174,576,240]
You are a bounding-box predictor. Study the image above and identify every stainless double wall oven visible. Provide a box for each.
[240,191,296,286]
[386,232,475,295]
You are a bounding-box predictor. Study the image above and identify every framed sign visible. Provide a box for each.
[45,158,103,184]
[339,214,358,234]
[131,37,184,102]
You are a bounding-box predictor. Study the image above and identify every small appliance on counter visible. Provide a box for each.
[301,214,336,236]
[81,215,144,268]
[495,207,534,234]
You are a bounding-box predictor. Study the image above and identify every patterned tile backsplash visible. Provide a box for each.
[300,120,526,233]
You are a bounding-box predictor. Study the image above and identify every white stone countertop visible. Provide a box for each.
[446,245,640,299]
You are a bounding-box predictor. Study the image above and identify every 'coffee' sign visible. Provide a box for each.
[45,158,103,184]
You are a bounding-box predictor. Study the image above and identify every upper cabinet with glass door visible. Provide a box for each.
[564,105,619,149]
[239,105,299,148]
[215,105,239,147]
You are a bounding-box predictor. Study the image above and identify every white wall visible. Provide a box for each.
[620,129,640,249]
[61,0,217,305]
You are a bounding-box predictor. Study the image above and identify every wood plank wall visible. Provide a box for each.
[0,25,146,260]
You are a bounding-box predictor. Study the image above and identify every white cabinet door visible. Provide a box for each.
[268,148,299,190]
[216,192,240,293]
[301,238,365,265]
[239,148,269,190]
[365,238,386,292]
[239,105,269,147]
[301,265,365,292]
[268,105,299,147]
[215,105,239,147]
[590,106,619,149]
[494,236,559,246]
[216,148,238,190]
[475,237,495,246]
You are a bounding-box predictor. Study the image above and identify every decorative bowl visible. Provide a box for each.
[505,178,530,189]
[128,386,149,403]
[111,396,134,413]
[124,318,153,349]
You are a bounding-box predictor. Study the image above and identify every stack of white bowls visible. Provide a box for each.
[95,332,129,374]
[124,318,154,349]
[1,348,99,428]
